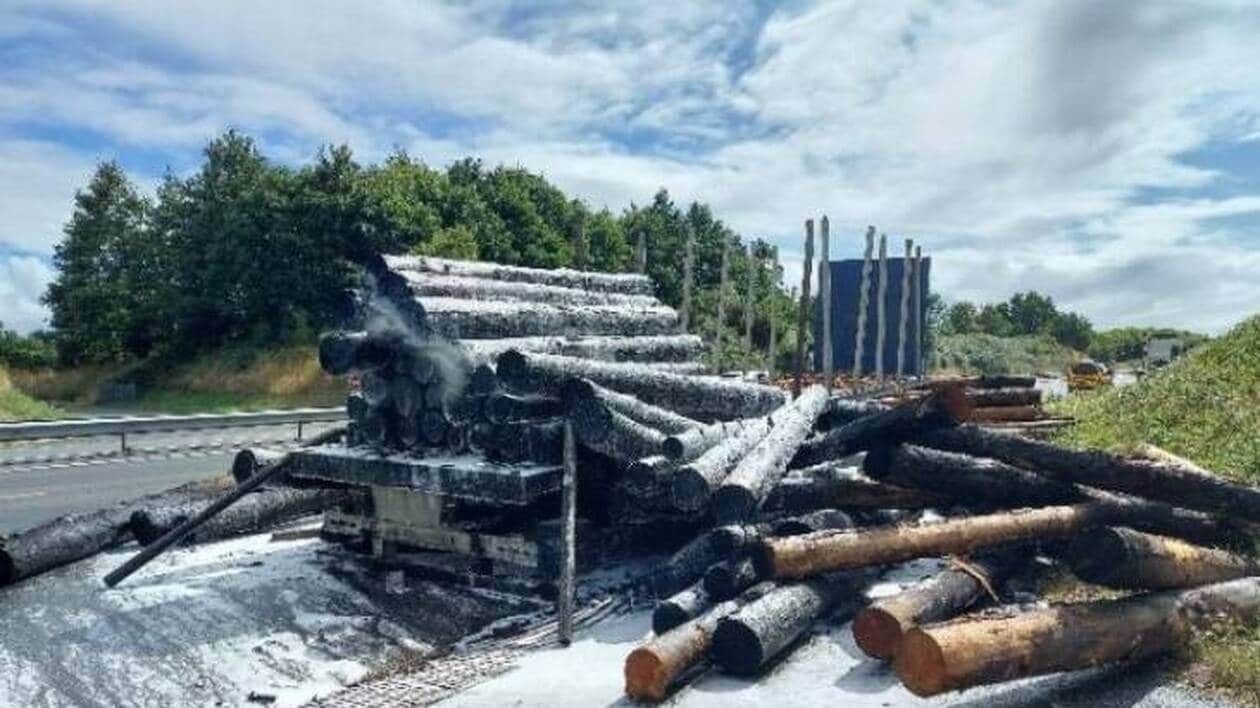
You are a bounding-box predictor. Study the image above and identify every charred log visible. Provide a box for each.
[764,461,948,514]
[130,487,351,546]
[967,388,1042,407]
[421,298,681,339]
[654,582,711,635]
[563,378,699,435]
[484,393,563,424]
[1068,526,1260,590]
[384,254,656,295]
[230,448,287,484]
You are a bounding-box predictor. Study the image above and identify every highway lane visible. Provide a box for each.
[0,421,339,535]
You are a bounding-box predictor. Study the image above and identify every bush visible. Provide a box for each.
[932,332,1076,376]
[0,327,57,369]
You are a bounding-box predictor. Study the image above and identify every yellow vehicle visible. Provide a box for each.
[1067,359,1112,392]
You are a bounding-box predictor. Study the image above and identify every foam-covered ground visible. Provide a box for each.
[0,527,531,707]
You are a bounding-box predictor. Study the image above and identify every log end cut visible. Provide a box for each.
[624,647,670,702]
[894,627,951,697]
[852,606,908,660]
[710,486,758,525]
[671,468,713,512]
[710,618,765,676]
[652,603,693,635]
[0,551,15,587]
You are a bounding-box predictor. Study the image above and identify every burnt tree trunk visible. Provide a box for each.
[461,334,705,365]
[670,416,776,512]
[664,418,760,463]
[853,548,1027,660]
[791,387,971,469]
[710,572,868,676]
[625,582,777,702]
[713,386,833,523]
[129,487,351,546]
[653,582,711,635]
[384,254,655,295]
[497,350,787,422]
[563,378,699,434]
[917,425,1260,523]
[569,396,666,462]
[703,558,763,602]
[768,509,855,537]
[895,577,1260,697]
[764,461,948,514]
[968,406,1041,423]
[484,393,563,424]
[231,447,287,484]
[1067,526,1260,590]
[652,528,730,597]
[422,298,681,339]
[967,387,1042,407]
[396,271,661,308]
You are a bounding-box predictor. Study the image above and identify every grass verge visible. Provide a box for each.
[136,345,347,413]
[0,367,61,421]
[1186,621,1260,706]
[932,332,1077,376]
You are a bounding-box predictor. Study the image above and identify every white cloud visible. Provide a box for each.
[1,0,1259,334]
[0,140,96,254]
[0,255,55,334]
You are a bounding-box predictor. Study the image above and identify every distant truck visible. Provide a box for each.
[1144,335,1182,369]
[1067,359,1112,392]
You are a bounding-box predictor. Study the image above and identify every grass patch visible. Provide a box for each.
[0,367,61,421]
[5,363,126,405]
[1186,621,1260,706]
[932,332,1077,376]
[136,345,347,413]
[1049,314,1260,485]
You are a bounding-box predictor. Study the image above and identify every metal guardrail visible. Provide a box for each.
[0,407,345,444]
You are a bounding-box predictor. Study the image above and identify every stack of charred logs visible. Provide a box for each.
[603,381,1260,701]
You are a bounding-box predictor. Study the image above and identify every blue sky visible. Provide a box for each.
[2,1,1260,334]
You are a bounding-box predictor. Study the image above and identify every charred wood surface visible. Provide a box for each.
[968,406,1041,423]
[653,582,712,635]
[384,254,655,295]
[652,529,728,598]
[917,425,1260,523]
[791,388,971,469]
[462,334,705,366]
[1068,526,1260,590]
[703,558,763,602]
[853,549,1027,660]
[473,419,564,464]
[895,577,1260,696]
[713,386,832,523]
[230,447,287,484]
[768,509,855,537]
[130,487,350,546]
[396,271,661,308]
[563,378,699,435]
[498,350,786,421]
[484,393,562,424]
[764,461,948,514]
[570,396,666,462]
[967,387,1042,407]
[421,298,680,339]
[670,416,775,512]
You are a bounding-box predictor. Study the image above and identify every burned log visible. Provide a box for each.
[461,334,705,366]
[663,418,757,463]
[473,420,564,464]
[421,298,681,339]
[563,378,699,435]
[817,398,891,431]
[759,504,1112,579]
[1,508,131,587]
[230,447,287,484]
[391,377,425,417]
[862,444,1243,547]
[652,529,728,597]
[624,455,675,497]
[703,558,763,602]
[895,577,1260,696]
[852,549,1026,660]
[384,254,656,296]
[359,370,392,407]
[967,387,1042,407]
[670,416,775,512]
[791,387,971,469]
[359,407,389,448]
[916,375,1037,390]
[968,406,1041,423]
[1068,526,1260,590]
[318,330,400,375]
[129,487,349,546]
[396,271,662,308]
[710,572,868,676]
[763,461,948,514]
[712,386,830,523]
[484,393,562,424]
[653,582,711,635]
[497,350,787,421]
[768,509,855,537]
[569,396,666,462]
[916,425,1260,523]
[625,582,777,702]
[711,524,768,557]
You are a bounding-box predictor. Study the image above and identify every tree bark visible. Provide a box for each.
[562,378,698,434]
[384,253,655,295]
[420,297,681,339]
[625,582,777,702]
[129,487,351,546]
[710,572,868,676]
[916,425,1260,523]
[498,350,787,422]
[760,504,1112,579]
[1067,526,1260,590]
[764,461,948,514]
[895,577,1260,697]
[653,582,711,635]
[791,386,970,470]
[853,549,1027,660]
[863,444,1242,546]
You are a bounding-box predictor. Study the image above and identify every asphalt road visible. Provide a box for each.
[0,422,339,535]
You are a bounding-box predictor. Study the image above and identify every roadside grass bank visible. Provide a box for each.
[932,332,1078,376]
[1049,314,1260,485]
[0,367,61,421]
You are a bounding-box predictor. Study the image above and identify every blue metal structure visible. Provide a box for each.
[814,257,932,376]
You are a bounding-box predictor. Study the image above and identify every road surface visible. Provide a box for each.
[0,422,339,534]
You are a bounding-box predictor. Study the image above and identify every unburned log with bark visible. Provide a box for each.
[384,254,656,295]
[852,549,1027,660]
[562,378,698,435]
[1068,526,1260,590]
[654,582,711,634]
[763,461,948,514]
[129,487,351,546]
[710,572,869,676]
[231,448,287,484]
[863,444,1242,546]
[791,387,971,469]
[917,425,1260,523]
[420,297,681,339]
[760,504,1114,579]
[895,577,1260,696]
[497,350,787,422]
[713,386,831,523]
[967,387,1042,407]
[626,582,777,702]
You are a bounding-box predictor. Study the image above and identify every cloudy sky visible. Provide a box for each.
[2,1,1259,335]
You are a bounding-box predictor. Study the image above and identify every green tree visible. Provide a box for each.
[943,301,978,334]
[1049,311,1095,351]
[1007,291,1059,335]
[414,225,479,259]
[976,302,1015,337]
[43,161,150,364]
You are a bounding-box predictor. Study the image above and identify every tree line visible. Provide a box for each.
[938,292,1095,351]
[40,130,797,368]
